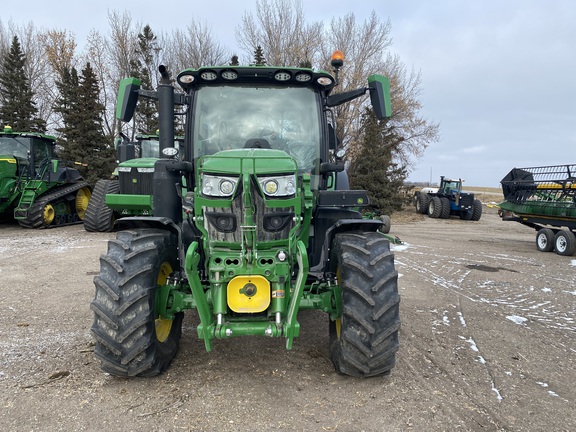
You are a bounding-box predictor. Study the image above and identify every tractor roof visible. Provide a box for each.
[0,127,56,142]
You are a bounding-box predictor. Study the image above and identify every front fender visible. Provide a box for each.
[309,218,383,275]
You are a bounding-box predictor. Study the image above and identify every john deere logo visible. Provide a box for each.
[132,178,138,184]
[357,198,364,204]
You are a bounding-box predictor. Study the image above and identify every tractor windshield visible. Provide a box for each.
[192,85,321,171]
[140,139,160,158]
[0,137,30,159]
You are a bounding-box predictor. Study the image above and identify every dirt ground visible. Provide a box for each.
[0,206,574,431]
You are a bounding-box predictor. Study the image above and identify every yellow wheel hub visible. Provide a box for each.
[155,262,173,343]
[75,187,91,220]
[43,204,55,225]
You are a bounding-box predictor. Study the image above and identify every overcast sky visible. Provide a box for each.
[4,0,576,186]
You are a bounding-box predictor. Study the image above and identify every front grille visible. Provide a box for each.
[459,194,474,209]
[118,169,154,195]
[204,176,294,244]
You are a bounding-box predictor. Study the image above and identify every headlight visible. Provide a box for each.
[201,174,238,197]
[259,175,296,197]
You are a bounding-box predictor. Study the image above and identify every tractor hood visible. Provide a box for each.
[198,149,298,175]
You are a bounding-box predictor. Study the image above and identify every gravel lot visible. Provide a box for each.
[0,206,574,431]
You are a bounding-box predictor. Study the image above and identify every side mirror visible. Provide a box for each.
[367,75,392,120]
[116,77,141,122]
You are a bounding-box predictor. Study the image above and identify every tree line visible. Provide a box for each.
[0,0,438,214]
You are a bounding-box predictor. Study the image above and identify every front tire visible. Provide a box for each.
[471,199,482,221]
[91,228,183,377]
[428,196,442,218]
[329,232,400,377]
[440,197,451,219]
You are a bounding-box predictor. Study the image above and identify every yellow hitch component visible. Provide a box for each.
[227,275,270,313]
[0,157,16,163]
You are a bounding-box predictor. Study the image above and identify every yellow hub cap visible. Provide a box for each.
[75,187,91,220]
[43,204,55,225]
[155,262,173,343]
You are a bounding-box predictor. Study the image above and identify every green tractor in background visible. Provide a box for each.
[84,132,184,232]
[91,52,400,378]
[0,126,91,228]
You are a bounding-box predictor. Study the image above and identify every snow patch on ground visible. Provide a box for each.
[507,315,528,325]
[391,243,410,252]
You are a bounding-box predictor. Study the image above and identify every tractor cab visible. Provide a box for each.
[0,126,57,178]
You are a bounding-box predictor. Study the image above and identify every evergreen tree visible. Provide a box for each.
[253,45,266,65]
[348,108,407,216]
[0,36,45,132]
[54,63,115,184]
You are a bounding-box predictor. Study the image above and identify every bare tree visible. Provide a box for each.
[322,11,438,166]
[0,20,56,132]
[39,29,78,132]
[163,20,228,72]
[236,0,323,66]
[83,29,117,137]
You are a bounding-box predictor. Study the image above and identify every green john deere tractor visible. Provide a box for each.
[91,53,400,378]
[0,126,91,228]
[84,133,184,232]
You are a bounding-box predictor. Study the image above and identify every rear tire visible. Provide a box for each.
[554,230,576,256]
[536,228,555,252]
[416,193,430,214]
[84,180,119,232]
[329,232,400,377]
[91,228,183,377]
[428,196,442,218]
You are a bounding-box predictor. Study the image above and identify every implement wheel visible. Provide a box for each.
[554,230,576,256]
[536,228,555,252]
[329,231,400,377]
[91,228,183,377]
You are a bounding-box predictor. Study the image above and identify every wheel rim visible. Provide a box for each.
[556,236,567,253]
[43,204,55,225]
[75,187,91,220]
[537,234,548,249]
[155,262,173,343]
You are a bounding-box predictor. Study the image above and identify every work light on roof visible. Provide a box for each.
[221,70,238,80]
[179,74,194,84]
[295,73,312,82]
[274,71,291,81]
[200,70,218,81]
[317,77,333,86]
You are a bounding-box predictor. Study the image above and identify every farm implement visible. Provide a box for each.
[498,164,576,255]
